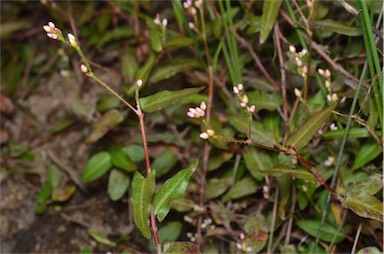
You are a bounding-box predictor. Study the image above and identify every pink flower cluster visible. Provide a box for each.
[233,84,255,114]
[43,22,59,40]
[187,101,206,118]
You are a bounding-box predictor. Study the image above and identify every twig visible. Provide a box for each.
[232,31,279,90]
[274,24,290,137]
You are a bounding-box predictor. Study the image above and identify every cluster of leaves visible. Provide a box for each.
[1,1,383,253]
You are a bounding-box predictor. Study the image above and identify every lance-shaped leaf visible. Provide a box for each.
[296,220,344,243]
[131,170,156,239]
[341,191,383,221]
[315,19,362,36]
[352,140,381,170]
[222,177,260,202]
[140,87,204,113]
[287,107,332,150]
[259,0,282,44]
[154,160,198,222]
[149,58,200,83]
[82,152,112,183]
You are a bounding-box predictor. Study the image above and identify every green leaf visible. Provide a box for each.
[228,116,275,147]
[97,27,134,47]
[205,177,232,200]
[124,145,145,162]
[342,191,383,221]
[357,247,382,254]
[352,140,381,169]
[222,177,260,202]
[287,107,333,150]
[82,152,112,183]
[315,19,362,36]
[348,173,382,195]
[149,221,183,252]
[296,220,344,243]
[261,165,316,182]
[208,151,234,172]
[108,169,130,201]
[140,87,204,113]
[154,160,198,222]
[149,59,201,83]
[110,147,137,172]
[243,147,273,181]
[88,231,116,247]
[259,0,282,44]
[150,29,163,53]
[85,109,125,144]
[152,148,179,178]
[165,37,194,48]
[131,170,156,239]
[247,91,282,112]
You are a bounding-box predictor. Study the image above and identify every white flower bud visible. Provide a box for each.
[233,86,239,94]
[190,7,197,15]
[295,57,302,67]
[289,45,296,53]
[200,101,206,110]
[301,48,307,55]
[318,68,325,76]
[249,105,255,113]
[206,129,215,136]
[331,93,338,102]
[187,111,194,118]
[47,33,58,40]
[294,88,302,98]
[188,22,195,29]
[43,25,51,33]
[330,123,338,130]
[67,33,78,47]
[237,83,243,91]
[325,69,331,78]
[241,95,248,104]
[136,79,143,87]
[48,22,55,28]
[162,19,168,27]
[80,64,88,73]
[199,132,209,139]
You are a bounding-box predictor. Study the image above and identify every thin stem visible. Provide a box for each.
[274,24,290,135]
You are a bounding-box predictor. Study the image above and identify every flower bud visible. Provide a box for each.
[318,68,325,76]
[233,86,239,94]
[43,25,51,33]
[289,45,296,54]
[325,69,331,78]
[206,129,215,137]
[162,19,168,27]
[80,64,88,73]
[294,88,302,98]
[241,95,248,104]
[200,101,206,110]
[331,93,338,102]
[68,33,78,47]
[136,79,143,87]
[249,105,256,113]
[199,132,209,139]
[237,83,243,91]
